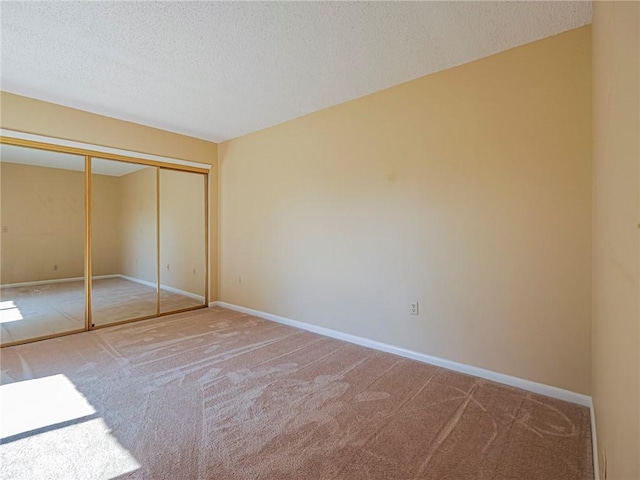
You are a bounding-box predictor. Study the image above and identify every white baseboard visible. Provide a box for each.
[1,274,204,303]
[1,274,118,288]
[119,275,155,288]
[160,284,205,303]
[120,275,205,302]
[211,301,592,408]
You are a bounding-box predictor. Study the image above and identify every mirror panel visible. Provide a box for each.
[0,144,86,345]
[91,158,158,326]
[159,169,206,313]
[1,140,208,344]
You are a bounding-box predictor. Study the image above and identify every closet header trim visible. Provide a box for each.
[0,129,213,172]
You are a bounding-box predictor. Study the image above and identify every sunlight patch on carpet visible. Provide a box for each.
[0,301,23,324]
[0,374,140,479]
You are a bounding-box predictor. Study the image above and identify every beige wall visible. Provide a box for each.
[117,166,207,297]
[592,2,640,479]
[91,173,122,277]
[1,162,121,284]
[102,164,209,298]
[0,92,218,299]
[1,160,207,297]
[119,167,157,284]
[160,169,206,297]
[219,27,593,394]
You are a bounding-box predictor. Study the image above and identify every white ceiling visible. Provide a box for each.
[0,1,591,143]
[0,144,147,176]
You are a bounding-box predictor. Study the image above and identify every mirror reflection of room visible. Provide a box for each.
[1,147,208,345]
[0,144,86,344]
[159,169,206,314]
[91,159,206,326]
[90,159,159,326]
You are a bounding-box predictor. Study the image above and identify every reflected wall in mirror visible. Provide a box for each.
[0,144,86,345]
[159,169,206,313]
[91,159,158,326]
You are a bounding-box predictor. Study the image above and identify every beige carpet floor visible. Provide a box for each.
[0,277,203,345]
[0,306,593,480]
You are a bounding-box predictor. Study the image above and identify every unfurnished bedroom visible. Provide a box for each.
[0,2,638,480]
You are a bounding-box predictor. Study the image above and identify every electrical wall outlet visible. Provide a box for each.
[410,302,419,315]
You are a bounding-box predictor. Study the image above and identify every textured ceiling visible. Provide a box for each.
[0,1,591,142]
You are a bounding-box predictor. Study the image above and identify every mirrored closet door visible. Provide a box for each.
[159,169,207,314]
[1,135,209,347]
[91,158,159,327]
[0,144,86,344]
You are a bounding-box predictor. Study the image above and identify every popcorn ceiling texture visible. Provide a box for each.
[0,2,591,142]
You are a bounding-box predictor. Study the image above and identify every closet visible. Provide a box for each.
[0,133,209,346]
